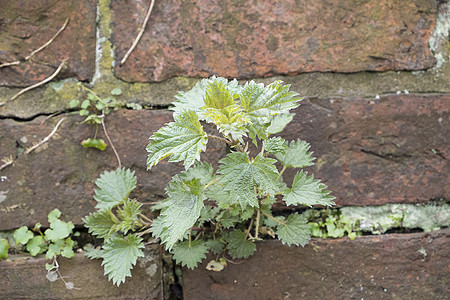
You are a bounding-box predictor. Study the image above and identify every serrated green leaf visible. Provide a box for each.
[94,168,137,210]
[155,178,206,249]
[171,76,240,119]
[83,209,120,239]
[267,113,294,135]
[277,213,311,246]
[217,152,280,208]
[101,234,144,286]
[48,209,61,223]
[84,246,104,259]
[0,239,9,260]
[283,171,335,207]
[177,161,214,186]
[240,81,301,142]
[82,138,107,150]
[197,206,220,226]
[171,240,208,269]
[14,226,34,245]
[203,78,236,109]
[26,236,44,256]
[275,139,315,168]
[147,110,208,170]
[226,230,256,259]
[205,239,225,254]
[44,219,74,242]
[263,137,288,155]
[241,80,301,119]
[117,199,142,234]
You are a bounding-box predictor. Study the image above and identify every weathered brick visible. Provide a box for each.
[0,94,447,229]
[183,229,450,300]
[0,0,97,87]
[287,94,449,206]
[0,247,162,299]
[112,0,436,82]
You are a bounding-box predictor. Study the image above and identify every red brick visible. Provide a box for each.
[0,0,97,87]
[0,247,162,299]
[112,0,436,82]
[183,229,450,300]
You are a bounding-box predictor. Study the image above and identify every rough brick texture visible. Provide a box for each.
[0,0,97,87]
[112,0,437,82]
[183,229,450,300]
[1,94,447,229]
[0,247,162,299]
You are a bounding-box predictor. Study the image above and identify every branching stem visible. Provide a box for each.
[261,210,286,225]
[207,134,232,145]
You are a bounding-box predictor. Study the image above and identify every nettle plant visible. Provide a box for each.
[83,76,335,285]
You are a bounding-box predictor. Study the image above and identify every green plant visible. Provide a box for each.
[83,76,335,285]
[306,209,361,240]
[0,209,79,289]
[69,84,141,151]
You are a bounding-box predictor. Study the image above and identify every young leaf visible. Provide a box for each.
[94,168,137,210]
[83,209,121,239]
[277,213,311,246]
[263,137,288,155]
[171,76,240,119]
[82,138,107,150]
[0,239,8,260]
[69,99,80,108]
[14,226,34,245]
[171,240,208,269]
[147,110,208,170]
[26,236,44,256]
[101,234,145,286]
[46,243,61,259]
[155,178,206,249]
[226,230,256,259]
[47,208,61,223]
[283,171,335,207]
[275,139,315,168]
[217,152,280,208]
[111,88,122,95]
[117,199,142,234]
[241,80,301,119]
[44,219,74,242]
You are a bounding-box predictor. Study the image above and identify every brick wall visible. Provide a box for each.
[0,0,448,299]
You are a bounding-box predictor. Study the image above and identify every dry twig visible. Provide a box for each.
[120,0,155,65]
[101,117,122,169]
[0,18,69,69]
[10,59,67,101]
[25,117,65,154]
[26,18,69,61]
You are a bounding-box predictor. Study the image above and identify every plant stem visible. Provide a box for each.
[245,216,255,239]
[276,165,287,181]
[261,210,286,225]
[255,208,261,239]
[203,177,219,190]
[207,134,232,145]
